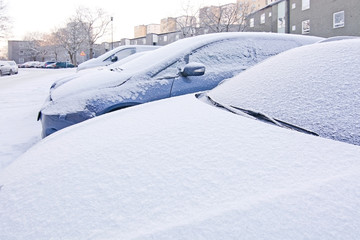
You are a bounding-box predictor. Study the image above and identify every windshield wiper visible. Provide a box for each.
[203,95,318,136]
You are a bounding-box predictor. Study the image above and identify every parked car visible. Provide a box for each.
[38,32,322,137]
[0,61,12,76]
[204,38,360,146]
[21,61,40,68]
[2,39,360,240]
[7,60,19,74]
[46,62,75,69]
[42,61,56,68]
[77,45,160,71]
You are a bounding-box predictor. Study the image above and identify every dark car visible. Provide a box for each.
[47,62,75,69]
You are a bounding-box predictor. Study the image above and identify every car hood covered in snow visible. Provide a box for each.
[1,93,360,239]
[208,39,360,146]
[49,69,132,102]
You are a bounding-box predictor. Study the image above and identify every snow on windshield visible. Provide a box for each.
[208,39,360,146]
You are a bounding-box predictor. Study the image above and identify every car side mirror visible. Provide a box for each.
[111,56,118,62]
[181,62,205,77]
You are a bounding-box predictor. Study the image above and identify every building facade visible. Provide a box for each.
[247,0,360,37]
[134,25,147,38]
[160,17,177,33]
[289,0,360,37]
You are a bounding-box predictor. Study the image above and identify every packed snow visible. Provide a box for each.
[0,55,360,239]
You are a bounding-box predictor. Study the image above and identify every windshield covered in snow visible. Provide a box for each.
[206,39,360,146]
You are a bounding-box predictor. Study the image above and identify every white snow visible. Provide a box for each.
[1,39,360,239]
[0,64,360,239]
[209,39,360,146]
[0,68,76,170]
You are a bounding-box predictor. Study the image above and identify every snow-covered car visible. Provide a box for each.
[204,38,360,146]
[7,61,19,74]
[38,32,322,137]
[0,61,12,76]
[1,39,360,239]
[21,61,40,68]
[77,45,160,71]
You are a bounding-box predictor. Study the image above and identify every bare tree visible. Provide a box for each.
[43,33,62,61]
[76,7,111,59]
[54,19,86,65]
[175,1,198,38]
[237,1,255,32]
[199,1,254,33]
[0,0,11,39]
[23,32,48,61]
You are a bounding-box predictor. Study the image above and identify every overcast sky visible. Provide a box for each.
[6,0,234,43]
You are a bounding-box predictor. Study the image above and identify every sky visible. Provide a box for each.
[4,0,234,43]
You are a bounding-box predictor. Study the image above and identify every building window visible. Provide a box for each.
[292,25,296,31]
[250,18,254,28]
[302,0,310,10]
[292,3,296,9]
[333,11,345,28]
[260,13,265,24]
[302,20,310,34]
[163,35,168,42]
[269,12,272,17]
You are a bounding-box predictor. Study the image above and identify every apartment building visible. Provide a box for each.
[289,0,360,37]
[237,0,268,12]
[247,0,360,37]
[134,25,147,38]
[160,17,177,33]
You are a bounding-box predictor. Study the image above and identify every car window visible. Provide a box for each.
[188,38,294,73]
[153,58,186,79]
[104,48,136,62]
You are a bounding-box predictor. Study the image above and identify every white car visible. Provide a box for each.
[77,45,160,71]
[0,61,11,76]
[1,39,359,239]
[7,60,18,74]
[21,61,40,68]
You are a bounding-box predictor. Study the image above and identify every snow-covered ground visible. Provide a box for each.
[1,41,360,239]
[0,68,76,170]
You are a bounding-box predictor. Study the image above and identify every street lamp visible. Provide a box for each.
[111,16,114,50]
